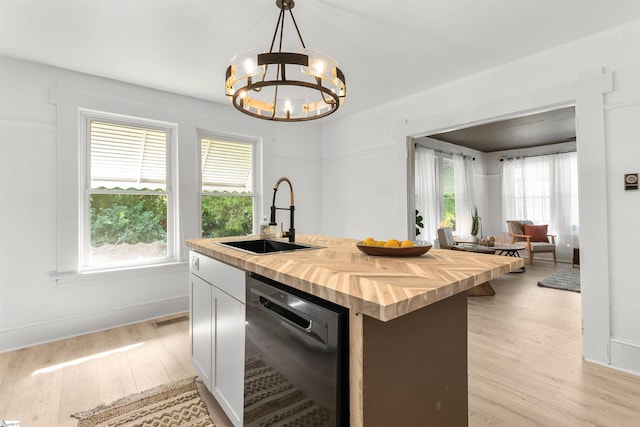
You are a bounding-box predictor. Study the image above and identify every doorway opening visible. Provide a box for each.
[408,105,578,264]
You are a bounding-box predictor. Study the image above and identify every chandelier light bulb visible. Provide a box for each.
[311,59,325,75]
[242,58,256,75]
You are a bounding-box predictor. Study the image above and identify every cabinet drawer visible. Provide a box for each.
[190,251,246,303]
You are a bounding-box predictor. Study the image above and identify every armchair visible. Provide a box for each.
[506,220,557,265]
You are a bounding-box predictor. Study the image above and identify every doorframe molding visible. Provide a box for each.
[394,68,613,366]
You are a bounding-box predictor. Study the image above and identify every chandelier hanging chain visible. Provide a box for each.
[286,8,306,50]
[277,8,285,80]
[270,80,280,119]
[268,8,286,118]
[269,3,308,118]
[284,8,335,104]
[260,8,283,92]
[274,7,331,105]
[269,7,284,53]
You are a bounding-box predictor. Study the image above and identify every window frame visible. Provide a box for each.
[79,109,178,271]
[197,130,261,238]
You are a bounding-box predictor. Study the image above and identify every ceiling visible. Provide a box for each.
[427,106,576,152]
[1,1,640,121]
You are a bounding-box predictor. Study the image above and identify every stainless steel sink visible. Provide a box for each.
[217,239,323,255]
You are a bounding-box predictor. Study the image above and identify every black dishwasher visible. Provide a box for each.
[245,273,349,426]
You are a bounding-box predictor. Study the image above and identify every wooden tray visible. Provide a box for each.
[355,241,433,257]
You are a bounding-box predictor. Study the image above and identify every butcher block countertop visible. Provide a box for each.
[186,234,524,322]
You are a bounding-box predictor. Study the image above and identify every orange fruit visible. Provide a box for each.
[401,240,415,247]
[376,240,386,246]
[363,237,376,246]
[384,239,400,247]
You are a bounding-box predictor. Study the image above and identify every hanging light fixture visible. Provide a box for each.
[225,0,346,122]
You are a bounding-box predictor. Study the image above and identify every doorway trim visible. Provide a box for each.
[395,68,613,366]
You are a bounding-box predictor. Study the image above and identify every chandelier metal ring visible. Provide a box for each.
[232,78,342,122]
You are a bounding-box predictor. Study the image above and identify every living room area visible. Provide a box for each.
[411,106,580,279]
[405,112,639,424]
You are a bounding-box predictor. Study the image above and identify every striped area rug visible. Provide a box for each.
[72,376,213,427]
[73,361,333,427]
[244,358,334,427]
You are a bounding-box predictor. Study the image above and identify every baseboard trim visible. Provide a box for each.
[0,295,188,353]
[609,338,640,376]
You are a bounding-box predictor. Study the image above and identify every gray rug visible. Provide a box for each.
[538,268,581,292]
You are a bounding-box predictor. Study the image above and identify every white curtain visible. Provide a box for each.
[501,152,579,260]
[551,152,580,255]
[415,148,476,243]
[453,154,476,238]
[415,146,439,243]
[501,157,525,222]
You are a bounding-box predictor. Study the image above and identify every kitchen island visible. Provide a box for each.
[187,234,524,426]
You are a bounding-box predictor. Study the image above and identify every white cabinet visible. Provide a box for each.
[189,251,245,427]
[190,274,212,385]
[211,284,245,422]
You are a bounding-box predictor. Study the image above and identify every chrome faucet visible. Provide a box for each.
[269,177,295,242]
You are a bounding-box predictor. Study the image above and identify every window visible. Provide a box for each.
[501,152,579,260]
[81,112,176,269]
[442,158,456,229]
[414,145,476,242]
[199,134,256,238]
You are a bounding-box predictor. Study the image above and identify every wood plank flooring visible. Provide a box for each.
[1,262,640,426]
[0,315,195,426]
[468,262,640,426]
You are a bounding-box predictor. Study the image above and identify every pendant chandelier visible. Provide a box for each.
[225,0,346,122]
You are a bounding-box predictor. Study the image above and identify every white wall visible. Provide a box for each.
[0,56,322,351]
[320,107,406,241]
[320,20,640,375]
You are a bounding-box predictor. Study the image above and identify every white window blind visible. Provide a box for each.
[201,138,252,193]
[90,120,167,191]
[443,159,455,195]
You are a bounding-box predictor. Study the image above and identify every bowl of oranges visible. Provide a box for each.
[355,237,433,257]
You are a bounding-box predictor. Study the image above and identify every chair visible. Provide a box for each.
[437,227,457,249]
[438,227,496,254]
[506,220,557,265]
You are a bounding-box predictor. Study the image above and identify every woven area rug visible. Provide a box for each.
[72,376,214,427]
[244,358,333,427]
[538,268,581,292]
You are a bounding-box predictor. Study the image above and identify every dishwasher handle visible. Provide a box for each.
[259,296,313,333]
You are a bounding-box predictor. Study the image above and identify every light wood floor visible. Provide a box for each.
[468,262,640,426]
[0,314,196,426]
[2,262,640,426]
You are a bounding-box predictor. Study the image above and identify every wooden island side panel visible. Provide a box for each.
[362,292,468,427]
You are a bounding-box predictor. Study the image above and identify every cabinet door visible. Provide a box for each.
[212,286,246,427]
[190,274,212,388]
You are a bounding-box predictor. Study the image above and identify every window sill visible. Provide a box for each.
[51,261,188,287]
